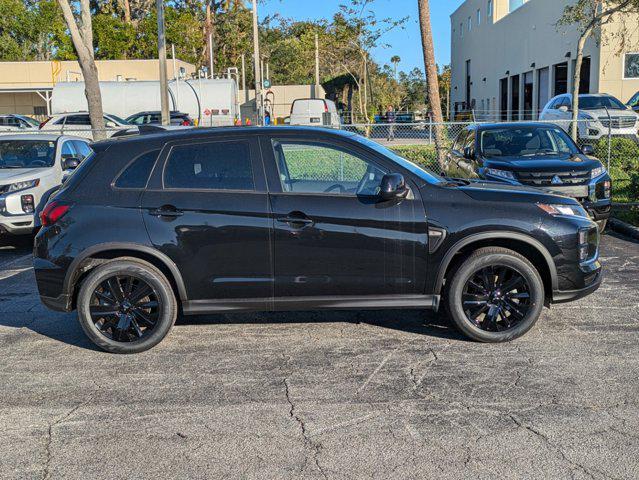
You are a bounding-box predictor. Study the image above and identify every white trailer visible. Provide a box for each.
[51,78,238,126]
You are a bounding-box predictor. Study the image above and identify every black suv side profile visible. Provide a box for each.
[34,127,602,353]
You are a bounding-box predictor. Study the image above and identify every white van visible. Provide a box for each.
[289,98,340,128]
[0,134,91,236]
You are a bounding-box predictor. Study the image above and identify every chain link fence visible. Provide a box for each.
[2,119,638,203]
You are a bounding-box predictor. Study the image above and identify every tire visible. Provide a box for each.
[596,219,607,234]
[446,247,544,343]
[76,258,177,354]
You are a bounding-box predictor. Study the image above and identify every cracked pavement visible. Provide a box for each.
[0,234,637,479]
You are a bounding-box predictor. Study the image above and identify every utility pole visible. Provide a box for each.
[314,32,320,98]
[157,0,170,126]
[251,0,263,125]
[209,33,214,78]
[241,54,248,104]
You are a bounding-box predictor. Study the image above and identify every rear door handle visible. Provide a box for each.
[277,212,314,228]
[149,206,183,218]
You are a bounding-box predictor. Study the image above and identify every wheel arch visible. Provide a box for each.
[64,243,188,308]
[434,232,558,297]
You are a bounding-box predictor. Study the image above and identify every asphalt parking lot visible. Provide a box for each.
[0,235,637,480]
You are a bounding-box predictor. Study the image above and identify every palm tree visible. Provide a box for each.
[417,0,446,171]
[390,55,401,79]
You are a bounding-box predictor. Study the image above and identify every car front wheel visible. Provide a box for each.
[77,258,177,354]
[446,247,544,343]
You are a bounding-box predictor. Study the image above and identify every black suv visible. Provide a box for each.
[34,127,602,353]
[449,123,612,231]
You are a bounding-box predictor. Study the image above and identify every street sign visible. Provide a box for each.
[263,79,271,89]
[204,109,211,116]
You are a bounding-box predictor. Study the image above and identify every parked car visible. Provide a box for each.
[39,112,130,138]
[110,124,192,138]
[0,114,40,132]
[449,123,611,232]
[126,111,194,126]
[628,91,639,113]
[539,93,639,141]
[34,127,602,353]
[289,98,340,128]
[0,134,91,236]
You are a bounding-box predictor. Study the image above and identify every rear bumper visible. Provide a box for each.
[552,268,602,303]
[0,214,36,235]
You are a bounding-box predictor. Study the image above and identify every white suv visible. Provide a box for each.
[39,112,130,139]
[540,93,639,141]
[0,134,91,236]
[0,114,41,132]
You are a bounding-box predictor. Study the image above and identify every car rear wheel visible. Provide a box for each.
[446,247,544,343]
[77,259,177,354]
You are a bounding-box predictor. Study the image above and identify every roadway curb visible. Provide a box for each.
[609,218,639,241]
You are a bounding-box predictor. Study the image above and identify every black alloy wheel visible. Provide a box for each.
[461,265,531,332]
[89,275,161,342]
[446,247,544,343]
[77,258,177,353]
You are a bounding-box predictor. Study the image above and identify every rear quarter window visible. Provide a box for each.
[114,150,160,189]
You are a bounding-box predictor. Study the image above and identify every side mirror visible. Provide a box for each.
[463,146,476,160]
[63,157,81,170]
[582,145,594,155]
[379,173,408,200]
[558,105,569,113]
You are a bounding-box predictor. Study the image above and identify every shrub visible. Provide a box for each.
[593,137,639,170]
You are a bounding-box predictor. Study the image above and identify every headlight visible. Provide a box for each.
[485,168,516,181]
[7,179,40,192]
[537,203,588,217]
[590,166,606,179]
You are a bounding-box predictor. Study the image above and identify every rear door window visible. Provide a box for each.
[163,141,254,191]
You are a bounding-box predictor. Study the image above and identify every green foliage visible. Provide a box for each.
[593,137,639,170]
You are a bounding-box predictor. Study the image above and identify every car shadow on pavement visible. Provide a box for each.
[178,309,467,342]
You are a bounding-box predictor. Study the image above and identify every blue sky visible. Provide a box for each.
[259,0,465,72]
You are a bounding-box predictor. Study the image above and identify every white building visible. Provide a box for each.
[450,0,639,120]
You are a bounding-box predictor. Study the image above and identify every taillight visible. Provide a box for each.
[40,202,70,227]
[39,117,51,129]
[324,101,329,113]
[181,119,190,126]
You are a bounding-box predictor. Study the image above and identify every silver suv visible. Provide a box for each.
[540,93,639,141]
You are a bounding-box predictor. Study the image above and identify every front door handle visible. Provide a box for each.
[149,206,183,218]
[277,212,314,228]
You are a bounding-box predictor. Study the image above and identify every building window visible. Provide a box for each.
[487,0,493,18]
[624,53,639,79]
[477,9,481,25]
[460,23,464,37]
[468,16,472,31]
[509,0,526,12]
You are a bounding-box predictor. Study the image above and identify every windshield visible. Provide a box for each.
[17,116,40,128]
[355,136,445,184]
[107,114,129,125]
[579,95,627,110]
[480,126,579,158]
[0,140,56,168]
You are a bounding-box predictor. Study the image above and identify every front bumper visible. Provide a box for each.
[0,213,35,235]
[552,268,602,303]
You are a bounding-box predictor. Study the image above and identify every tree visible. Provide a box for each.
[417,0,445,170]
[57,0,106,140]
[559,0,639,140]
[390,55,401,79]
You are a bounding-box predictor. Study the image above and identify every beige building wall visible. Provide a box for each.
[239,84,327,119]
[0,59,196,116]
[450,0,639,120]
[599,21,639,103]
